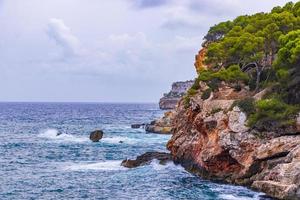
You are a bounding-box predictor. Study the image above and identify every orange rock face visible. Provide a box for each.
[194,48,208,73]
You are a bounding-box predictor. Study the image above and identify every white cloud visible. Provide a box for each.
[1,0,294,102]
[47,18,82,58]
[173,35,202,52]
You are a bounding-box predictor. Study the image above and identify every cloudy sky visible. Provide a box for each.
[0,0,296,102]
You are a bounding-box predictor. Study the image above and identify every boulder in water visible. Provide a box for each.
[89,130,104,142]
[121,152,172,168]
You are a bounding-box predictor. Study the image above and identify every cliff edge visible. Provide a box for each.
[167,2,300,199]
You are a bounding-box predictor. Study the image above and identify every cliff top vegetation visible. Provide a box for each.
[187,1,300,130]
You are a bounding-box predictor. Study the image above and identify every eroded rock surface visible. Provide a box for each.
[145,111,176,134]
[167,80,300,200]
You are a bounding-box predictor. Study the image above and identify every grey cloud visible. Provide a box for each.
[160,5,207,30]
[188,0,240,16]
[162,18,203,30]
[132,0,169,8]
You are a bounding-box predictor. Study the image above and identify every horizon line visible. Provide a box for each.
[0,101,158,104]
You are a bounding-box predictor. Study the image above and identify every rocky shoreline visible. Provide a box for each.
[129,3,300,198]
[165,81,300,200]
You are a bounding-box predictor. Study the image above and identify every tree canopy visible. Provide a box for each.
[192,1,300,129]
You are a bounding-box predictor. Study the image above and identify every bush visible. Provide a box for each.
[198,70,214,81]
[207,78,221,91]
[248,77,257,91]
[183,96,191,108]
[187,88,198,96]
[191,78,200,90]
[232,97,255,116]
[197,65,249,84]
[201,88,212,100]
[213,65,249,83]
[248,98,299,127]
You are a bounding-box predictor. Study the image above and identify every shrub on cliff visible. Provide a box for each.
[197,65,249,85]
[213,65,249,83]
[232,98,255,116]
[248,98,299,128]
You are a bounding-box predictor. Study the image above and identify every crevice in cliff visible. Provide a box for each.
[205,150,243,175]
[258,151,290,162]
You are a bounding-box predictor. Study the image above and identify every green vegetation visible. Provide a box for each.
[183,95,191,109]
[232,98,256,116]
[248,98,299,128]
[203,1,300,92]
[197,65,249,83]
[193,1,300,129]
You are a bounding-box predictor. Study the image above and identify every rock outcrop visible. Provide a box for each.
[89,130,104,142]
[159,81,194,110]
[167,80,300,199]
[145,111,176,134]
[121,152,172,168]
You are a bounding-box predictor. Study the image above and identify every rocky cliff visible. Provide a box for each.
[159,81,194,110]
[167,79,300,199]
[166,2,300,199]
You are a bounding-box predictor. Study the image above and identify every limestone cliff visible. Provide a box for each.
[166,67,300,199]
[166,3,300,199]
[159,81,194,110]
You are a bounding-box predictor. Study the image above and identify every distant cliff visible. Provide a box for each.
[159,81,194,110]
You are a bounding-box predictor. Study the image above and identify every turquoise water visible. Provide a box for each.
[0,103,271,199]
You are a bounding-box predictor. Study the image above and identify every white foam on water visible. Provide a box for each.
[101,136,137,144]
[38,129,171,145]
[63,160,126,171]
[219,193,262,200]
[38,129,89,143]
[150,159,185,171]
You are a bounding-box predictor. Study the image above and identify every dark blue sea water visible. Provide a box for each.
[0,103,270,200]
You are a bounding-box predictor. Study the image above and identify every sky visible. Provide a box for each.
[0,0,297,102]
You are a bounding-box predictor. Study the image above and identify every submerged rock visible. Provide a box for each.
[89,130,104,142]
[121,152,172,168]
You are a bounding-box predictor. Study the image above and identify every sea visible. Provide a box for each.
[0,102,272,200]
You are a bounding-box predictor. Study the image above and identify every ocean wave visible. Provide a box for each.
[150,159,184,171]
[218,192,265,200]
[63,160,126,171]
[101,136,138,144]
[37,129,171,145]
[38,129,89,143]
